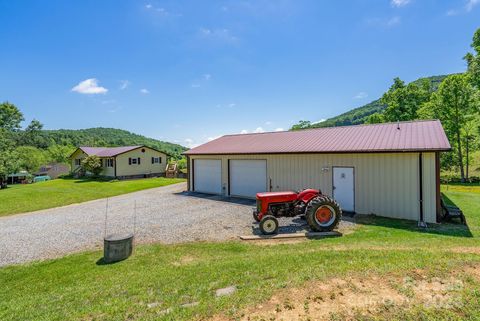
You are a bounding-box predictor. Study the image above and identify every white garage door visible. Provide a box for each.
[194,159,222,194]
[229,160,267,198]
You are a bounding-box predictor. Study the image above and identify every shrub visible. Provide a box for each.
[81,155,102,177]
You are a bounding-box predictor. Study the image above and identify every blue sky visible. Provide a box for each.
[1,0,479,148]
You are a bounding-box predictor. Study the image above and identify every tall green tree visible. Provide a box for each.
[47,144,75,164]
[21,119,47,147]
[0,102,24,131]
[0,129,18,183]
[291,120,312,131]
[464,28,480,88]
[365,112,384,124]
[12,146,45,174]
[420,74,477,181]
[381,78,432,122]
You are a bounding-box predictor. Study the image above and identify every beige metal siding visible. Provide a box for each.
[70,150,116,177]
[422,153,436,223]
[70,149,87,172]
[189,152,437,223]
[115,147,167,177]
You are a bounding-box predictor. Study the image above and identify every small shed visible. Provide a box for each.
[184,120,451,224]
[7,171,30,184]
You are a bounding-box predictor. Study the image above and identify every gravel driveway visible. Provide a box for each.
[0,182,354,267]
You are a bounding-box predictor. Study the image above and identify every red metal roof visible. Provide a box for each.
[79,146,142,157]
[185,120,451,155]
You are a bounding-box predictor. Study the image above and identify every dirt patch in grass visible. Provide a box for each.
[171,255,201,266]
[210,264,480,321]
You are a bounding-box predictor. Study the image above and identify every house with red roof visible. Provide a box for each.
[69,145,169,179]
[184,120,451,224]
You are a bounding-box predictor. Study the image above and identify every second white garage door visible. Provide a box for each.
[194,159,222,194]
[229,160,267,198]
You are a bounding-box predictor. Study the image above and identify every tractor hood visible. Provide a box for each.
[256,191,298,203]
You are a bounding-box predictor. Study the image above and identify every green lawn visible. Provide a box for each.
[1,185,480,320]
[0,177,185,217]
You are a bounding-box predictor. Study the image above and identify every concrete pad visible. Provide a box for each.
[239,231,342,240]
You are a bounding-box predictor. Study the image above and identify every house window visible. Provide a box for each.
[75,159,81,166]
[151,157,161,164]
[105,159,114,167]
[128,157,141,165]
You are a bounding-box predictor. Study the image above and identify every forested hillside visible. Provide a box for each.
[0,103,187,181]
[290,28,480,182]
[41,128,186,157]
[291,75,448,130]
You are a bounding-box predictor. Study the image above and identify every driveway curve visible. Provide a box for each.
[0,183,256,267]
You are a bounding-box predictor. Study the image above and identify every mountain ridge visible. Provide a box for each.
[40,127,187,158]
[291,75,450,130]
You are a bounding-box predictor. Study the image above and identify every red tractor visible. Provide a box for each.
[253,189,342,235]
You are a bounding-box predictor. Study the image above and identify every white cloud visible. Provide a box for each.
[447,0,479,15]
[140,88,150,94]
[446,9,458,16]
[108,106,122,113]
[354,92,368,99]
[215,102,236,108]
[391,0,410,7]
[71,78,108,94]
[466,0,480,11]
[265,121,273,126]
[199,28,238,44]
[275,128,284,132]
[240,129,249,134]
[145,3,177,16]
[207,135,221,141]
[254,127,265,133]
[386,16,401,27]
[184,138,199,148]
[366,16,401,28]
[119,80,130,90]
[312,119,326,125]
[191,74,212,88]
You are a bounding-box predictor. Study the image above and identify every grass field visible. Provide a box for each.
[442,150,480,180]
[0,184,479,320]
[0,177,185,217]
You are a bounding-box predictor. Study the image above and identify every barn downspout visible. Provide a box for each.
[186,156,191,191]
[418,153,427,228]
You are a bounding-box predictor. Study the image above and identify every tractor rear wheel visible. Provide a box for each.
[259,215,279,235]
[305,196,342,232]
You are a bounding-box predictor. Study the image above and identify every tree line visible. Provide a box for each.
[0,103,187,183]
[365,28,480,182]
[294,28,480,182]
[0,103,74,183]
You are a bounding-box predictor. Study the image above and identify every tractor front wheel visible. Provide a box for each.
[259,215,279,235]
[305,196,342,232]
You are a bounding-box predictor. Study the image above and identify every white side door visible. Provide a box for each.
[193,159,222,194]
[229,160,267,198]
[333,167,355,212]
